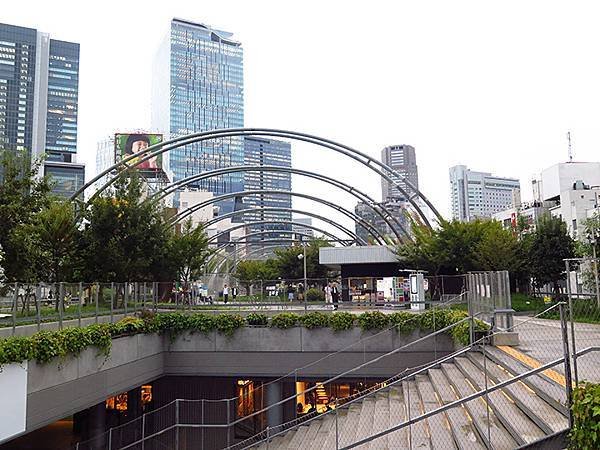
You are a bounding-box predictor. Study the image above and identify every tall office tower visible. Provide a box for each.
[449,165,520,221]
[381,145,418,201]
[151,19,244,213]
[0,23,84,197]
[355,199,410,244]
[243,136,292,243]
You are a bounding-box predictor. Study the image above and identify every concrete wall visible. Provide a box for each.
[16,327,455,440]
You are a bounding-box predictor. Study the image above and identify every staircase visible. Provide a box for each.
[249,346,569,449]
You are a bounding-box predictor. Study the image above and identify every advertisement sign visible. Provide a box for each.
[115,133,163,175]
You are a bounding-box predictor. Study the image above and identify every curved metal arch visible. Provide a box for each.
[199,206,373,246]
[77,128,440,227]
[208,219,353,247]
[228,245,291,274]
[213,243,295,275]
[157,166,407,241]
[172,189,386,244]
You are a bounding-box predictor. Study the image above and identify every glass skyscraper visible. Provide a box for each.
[152,19,244,213]
[0,23,84,198]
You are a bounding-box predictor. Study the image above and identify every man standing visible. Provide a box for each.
[331,282,340,310]
[232,285,238,301]
[223,284,229,304]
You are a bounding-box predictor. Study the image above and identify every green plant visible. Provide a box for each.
[155,313,190,338]
[85,324,112,356]
[329,312,355,331]
[271,313,300,329]
[30,331,66,363]
[388,312,420,334]
[187,313,215,334]
[111,316,146,335]
[246,313,268,326]
[305,288,325,302]
[0,336,33,365]
[570,382,600,449]
[214,314,244,336]
[357,311,389,330]
[57,327,92,355]
[300,312,330,329]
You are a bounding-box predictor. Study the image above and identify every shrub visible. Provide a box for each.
[155,313,190,338]
[246,313,269,326]
[57,327,92,355]
[329,312,355,331]
[357,311,389,331]
[388,312,420,334]
[570,382,600,449]
[187,313,215,334]
[271,313,300,329]
[306,288,325,302]
[214,314,244,336]
[111,316,147,335]
[0,336,33,365]
[300,312,330,329]
[30,331,66,363]
[85,324,112,356]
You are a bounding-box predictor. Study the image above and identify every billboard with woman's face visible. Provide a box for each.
[115,133,163,174]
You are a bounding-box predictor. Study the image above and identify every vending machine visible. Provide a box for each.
[409,273,425,311]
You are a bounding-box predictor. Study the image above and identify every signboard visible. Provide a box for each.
[115,133,163,176]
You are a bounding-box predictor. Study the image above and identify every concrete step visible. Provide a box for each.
[484,346,567,414]
[337,403,364,448]
[387,386,409,449]
[467,351,569,434]
[298,416,327,447]
[286,424,309,449]
[403,380,431,449]
[352,397,376,449]
[278,425,298,448]
[441,362,517,450]
[428,368,485,450]
[454,356,545,446]
[319,405,353,450]
[368,392,391,450]
[415,374,457,450]
[313,409,341,450]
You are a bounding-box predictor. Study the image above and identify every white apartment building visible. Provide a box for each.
[449,165,520,221]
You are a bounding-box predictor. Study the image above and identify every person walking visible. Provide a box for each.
[324,283,333,306]
[287,283,295,301]
[223,284,229,304]
[331,282,340,310]
[297,282,305,301]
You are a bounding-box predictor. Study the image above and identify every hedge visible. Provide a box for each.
[0,309,487,366]
[570,382,600,449]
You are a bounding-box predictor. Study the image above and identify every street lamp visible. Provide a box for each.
[297,243,307,308]
[585,228,600,307]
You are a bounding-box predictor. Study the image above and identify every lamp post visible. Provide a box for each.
[298,243,307,311]
[585,228,600,308]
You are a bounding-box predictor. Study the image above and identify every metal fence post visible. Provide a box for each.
[124,282,128,314]
[559,302,574,429]
[335,407,339,449]
[227,398,231,448]
[266,426,270,450]
[58,282,64,329]
[94,283,99,324]
[78,282,83,327]
[201,399,205,450]
[141,412,146,450]
[108,428,112,450]
[36,282,42,331]
[110,282,114,323]
[175,399,180,450]
[12,282,17,336]
[565,260,579,386]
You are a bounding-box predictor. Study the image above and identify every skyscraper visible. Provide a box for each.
[152,19,244,212]
[0,23,84,197]
[381,145,418,201]
[449,165,520,221]
[243,136,292,242]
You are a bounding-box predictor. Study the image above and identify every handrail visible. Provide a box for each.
[339,345,600,450]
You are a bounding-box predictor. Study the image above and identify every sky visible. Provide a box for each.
[4,0,600,234]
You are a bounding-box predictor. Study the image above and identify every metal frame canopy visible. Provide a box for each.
[76,128,441,227]
[158,166,408,241]
[208,219,353,247]
[172,190,386,244]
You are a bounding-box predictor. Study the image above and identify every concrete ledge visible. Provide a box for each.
[492,332,520,346]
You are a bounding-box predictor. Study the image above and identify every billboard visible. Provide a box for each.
[115,133,163,174]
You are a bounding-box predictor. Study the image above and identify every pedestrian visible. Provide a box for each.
[331,282,340,310]
[324,283,333,306]
[287,283,295,301]
[232,285,238,301]
[223,284,229,304]
[297,282,305,301]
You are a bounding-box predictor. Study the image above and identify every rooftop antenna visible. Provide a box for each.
[567,131,573,162]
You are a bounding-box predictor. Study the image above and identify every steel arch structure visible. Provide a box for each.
[76,128,441,227]
[208,219,353,247]
[157,166,408,241]
[172,190,386,244]
[213,244,290,275]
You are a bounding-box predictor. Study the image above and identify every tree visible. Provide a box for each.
[0,149,52,281]
[528,215,575,296]
[80,173,172,281]
[166,219,211,285]
[273,238,332,280]
[474,221,520,272]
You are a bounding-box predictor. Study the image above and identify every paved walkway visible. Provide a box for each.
[513,316,600,383]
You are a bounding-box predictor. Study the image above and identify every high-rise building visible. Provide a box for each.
[151,19,244,212]
[381,145,418,201]
[292,217,315,242]
[243,136,292,242]
[0,23,84,197]
[449,165,520,221]
[355,199,410,243]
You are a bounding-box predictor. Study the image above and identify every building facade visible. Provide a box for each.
[381,145,418,201]
[449,165,520,221]
[292,217,315,242]
[0,23,83,197]
[242,136,292,242]
[151,19,244,212]
[355,199,410,244]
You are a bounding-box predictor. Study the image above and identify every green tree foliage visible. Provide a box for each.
[0,150,52,281]
[528,215,575,295]
[166,219,211,285]
[80,173,172,281]
[272,237,332,279]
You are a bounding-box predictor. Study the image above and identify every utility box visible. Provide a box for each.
[410,273,425,311]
